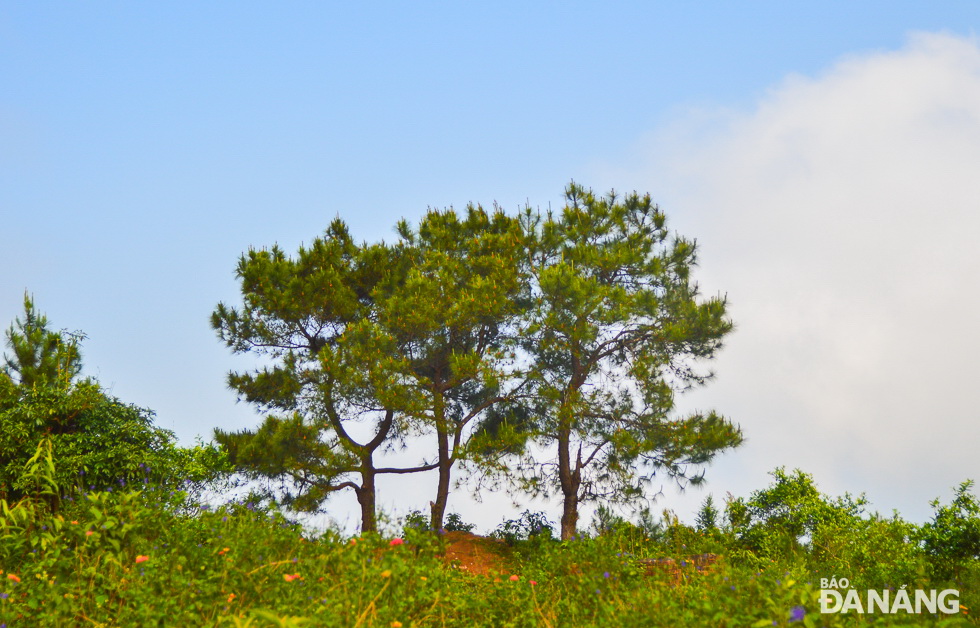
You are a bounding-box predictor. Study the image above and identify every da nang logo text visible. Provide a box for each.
[819,577,959,615]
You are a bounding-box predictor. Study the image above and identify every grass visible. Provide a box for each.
[1,483,977,627]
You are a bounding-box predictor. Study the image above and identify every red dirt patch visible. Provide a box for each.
[440,531,513,577]
[438,534,720,585]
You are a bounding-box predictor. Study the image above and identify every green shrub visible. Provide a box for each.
[922,480,980,581]
[0,298,229,506]
[491,509,555,545]
[444,512,476,533]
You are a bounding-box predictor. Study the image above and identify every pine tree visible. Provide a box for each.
[696,494,719,532]
[211,219,432,533]
[387,205,526,530]
[2,293,82,389]
[513,182,743,540]
[212,207,528,532]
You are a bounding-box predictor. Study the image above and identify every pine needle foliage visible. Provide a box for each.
[509,182,743,539]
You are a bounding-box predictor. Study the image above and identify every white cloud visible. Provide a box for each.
[610,32,980,521]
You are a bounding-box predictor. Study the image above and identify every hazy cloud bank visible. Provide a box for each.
[605,32,980,522]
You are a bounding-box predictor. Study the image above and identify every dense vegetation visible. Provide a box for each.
[2,183,977,624]
[0,294,226,505]
[0,448,977,626]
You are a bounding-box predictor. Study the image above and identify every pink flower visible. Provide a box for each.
[509,574,520,581]
[283,573,301,582]
[135,555,149,564]
[530,580,538,586]
[85,530,94,537]
[389,538,404,546]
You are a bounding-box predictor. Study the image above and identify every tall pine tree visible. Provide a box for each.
[385,205,526,530]
[212,220,434,532]
[512,183,742,540]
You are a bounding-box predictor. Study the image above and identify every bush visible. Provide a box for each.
[444,512,476,533]
[922,480,980,581]
[0,298,229,505]
[0,379,228,505]
[402,510,475,535]
[727,468,866,559]
[491,509,555,545]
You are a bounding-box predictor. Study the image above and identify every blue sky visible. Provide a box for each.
[4,3,980,532]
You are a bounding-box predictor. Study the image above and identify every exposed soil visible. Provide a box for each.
[440,531,513,577]
[438,532,721,585]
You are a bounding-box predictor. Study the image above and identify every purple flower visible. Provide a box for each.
[603,572,610,579]
[790,606,805,623]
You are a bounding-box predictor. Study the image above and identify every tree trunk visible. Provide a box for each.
[429,386,453,531]
[357,466,377,533]
[560,487,579,541]
[557,423,580,540]
[430,426,451,531]
[351,410,394,534]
